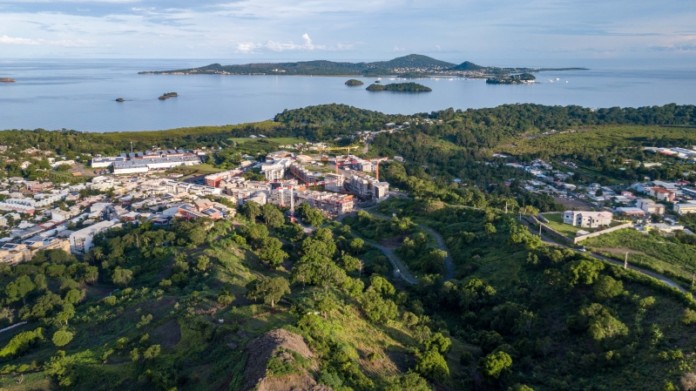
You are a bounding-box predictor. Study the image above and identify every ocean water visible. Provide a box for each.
[1,59,695,132]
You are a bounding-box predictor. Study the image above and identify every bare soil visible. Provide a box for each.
[242,328,330,391]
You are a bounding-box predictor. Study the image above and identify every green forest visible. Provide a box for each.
[2,103,696,390]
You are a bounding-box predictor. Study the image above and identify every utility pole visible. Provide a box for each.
[624,252,628,269]
[504,201,508,214]
[538,223,542,237]
[130,141,133,154]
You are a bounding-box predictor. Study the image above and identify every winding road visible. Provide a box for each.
[522,217,687,294]
[357,209,456,284]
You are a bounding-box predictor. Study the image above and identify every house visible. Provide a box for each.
[563,210,613,228]
[649,187,676,202]
[636,198,665,215]
[674,203,696,215]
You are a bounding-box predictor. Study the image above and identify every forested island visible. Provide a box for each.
[366,82,432,92]
[2,103,696,390]
[486,73,536,84]
[345,79,364,87]
[140,54,586,79]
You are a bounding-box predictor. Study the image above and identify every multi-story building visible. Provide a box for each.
[345,173,390,200]
[675,203,696,215]
[636,198,665,215]
[563,210,613,228]
[69,220,122,254]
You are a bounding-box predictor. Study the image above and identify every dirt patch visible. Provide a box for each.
[150,318,181,349]
[242,328,330,391]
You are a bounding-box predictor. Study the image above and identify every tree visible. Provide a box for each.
[566,259,604,286]
[242,201,262,221]
[682,308,696,325]
[349,238,365,254]
[593,275,624,301]
[196,255,210,272]
[52,329,74,347]
[112,267,134,287]
[481,351,512,379]
[5,275,36,304]
[246,276,291,309]
[258,237,288,268]
[415,349,449,382]
[340,253,362,273]
[261,203,285,228]
[143,344,161,360]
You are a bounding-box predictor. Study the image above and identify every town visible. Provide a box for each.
[0,146,391,264]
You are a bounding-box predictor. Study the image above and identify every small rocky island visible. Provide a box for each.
[486,73,536,85]
[345,79,364,87]
[158,92,178,100]
[366,82,432,93]
[0,77,16,83]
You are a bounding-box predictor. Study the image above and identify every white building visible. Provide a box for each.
[636,198,665,215]
[675,203,696,215]
[563,210,613,228]
[69,220,121,254]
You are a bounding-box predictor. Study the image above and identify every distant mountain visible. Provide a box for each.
[140,55,586,77]
[371,54,455,69]
[451,61,486,71]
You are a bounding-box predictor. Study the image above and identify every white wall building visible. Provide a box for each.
[675,203,696,215]
[69,220,121,254]
[563,210,613,228]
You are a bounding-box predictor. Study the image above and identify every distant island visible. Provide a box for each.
[158,92,178,100]
[345,79,364,87]
[366,82,432,93]
[486,73,536,85]
[115,97,125,102]
[139,54,587,79]
[0,77,16,83]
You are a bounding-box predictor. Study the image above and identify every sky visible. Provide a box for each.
[0,0,695,66]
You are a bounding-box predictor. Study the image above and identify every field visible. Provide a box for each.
[496,125,696,157]
[583,228,696,283]
[542,212,583,238]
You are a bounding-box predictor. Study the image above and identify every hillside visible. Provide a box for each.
[2,103,696,389]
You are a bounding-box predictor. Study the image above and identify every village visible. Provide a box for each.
[0,147,391,265]
[500,152,696,243]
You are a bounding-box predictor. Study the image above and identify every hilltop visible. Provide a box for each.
[140,54,586,78]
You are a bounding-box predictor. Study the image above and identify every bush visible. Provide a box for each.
[52,329,74,347]
[481,350,513,379]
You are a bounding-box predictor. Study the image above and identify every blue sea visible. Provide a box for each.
[1,59,696,132]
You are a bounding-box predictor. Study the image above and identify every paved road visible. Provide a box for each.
[366,239,418,285]
[417,225,455,280]
[361,209,456,282]
[0,321,27,335]
[522,217,687,294]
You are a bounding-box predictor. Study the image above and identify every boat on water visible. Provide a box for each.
[0,77,16,83]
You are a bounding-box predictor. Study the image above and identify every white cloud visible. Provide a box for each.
[234,33,350,53]
[0,34,92,47]
[0,35,40,45]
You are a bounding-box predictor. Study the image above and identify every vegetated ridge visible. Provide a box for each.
[139,54,587,78]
